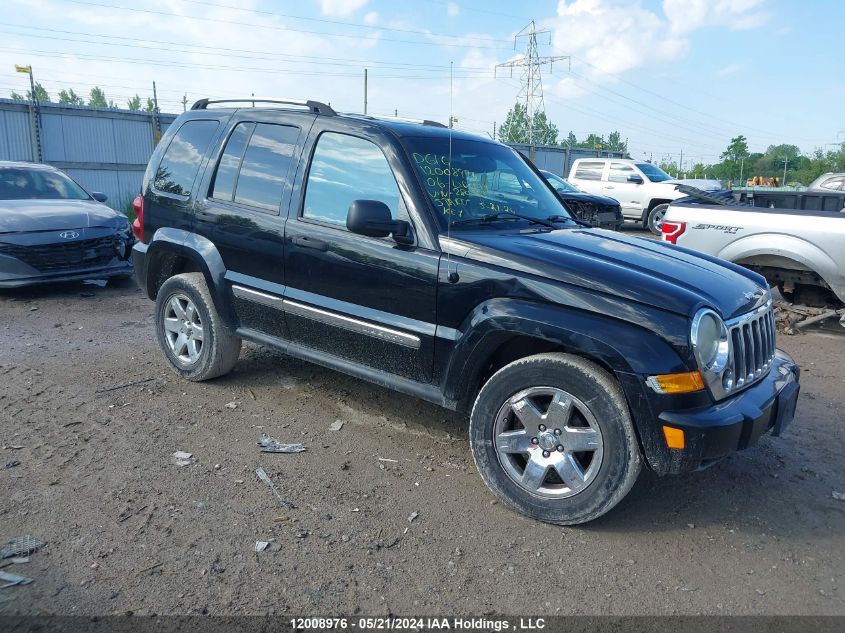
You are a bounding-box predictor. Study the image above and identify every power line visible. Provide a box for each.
[0,46,480,80]
[61,0,513,50]
[174,0,513,44]
[0,23,492,72]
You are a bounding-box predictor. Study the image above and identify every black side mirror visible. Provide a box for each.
[92,192,108,203]
[346,200,413,245]
[627,174,643,185]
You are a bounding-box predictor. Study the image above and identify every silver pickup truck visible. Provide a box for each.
[662,187,845,307]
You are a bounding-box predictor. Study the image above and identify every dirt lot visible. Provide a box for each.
[1,279,843,616]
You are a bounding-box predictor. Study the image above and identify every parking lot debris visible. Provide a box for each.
[172,451,195,466]
[774,301,845,334]
[257,434,306,453]
[5,460,20,469]
[407,511,419,523]
[95,377,153,394]
[833,491,845,501]
[225,401,239,409]
[10,557,29,564]
[0,571,33,588]
[329,420,345,432]
[255,467,296,508]
[254,541,270,553]
[377,457,398,463]
[0,536,45,559]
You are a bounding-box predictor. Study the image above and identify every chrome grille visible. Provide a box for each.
[729,305,776,390]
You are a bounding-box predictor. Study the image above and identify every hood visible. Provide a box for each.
[557,191,620,207]
[0,199,126,234]
[451,228,767,319]
[664,178,722,191]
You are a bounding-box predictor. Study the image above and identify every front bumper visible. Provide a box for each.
[0,259,133,288]
[622,350,800,475]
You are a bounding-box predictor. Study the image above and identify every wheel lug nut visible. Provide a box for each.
[539,424,546,432]
[556,445,564,452]
[531,437,539,445]
[542,450,550,458]
[554,428,561,435]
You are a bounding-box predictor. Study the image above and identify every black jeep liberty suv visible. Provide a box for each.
[132,98,800,525]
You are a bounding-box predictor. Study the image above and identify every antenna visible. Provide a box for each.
[447,61,454,248]
[495,20,570,161]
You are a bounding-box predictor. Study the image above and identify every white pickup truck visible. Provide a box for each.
[567,158,721,234]
[662,186,845,307]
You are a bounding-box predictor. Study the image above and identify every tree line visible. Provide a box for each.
[497,102,628,153]
[9,82,157,112]
[659,135,845,187]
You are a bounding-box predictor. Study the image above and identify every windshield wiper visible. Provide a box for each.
[546,214,591,228]
[452,210,556,229]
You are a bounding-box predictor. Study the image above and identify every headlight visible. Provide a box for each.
[691,308,729,373]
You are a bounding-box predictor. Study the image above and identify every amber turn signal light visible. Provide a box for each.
[646,371,705,394]
[662,426,686,450]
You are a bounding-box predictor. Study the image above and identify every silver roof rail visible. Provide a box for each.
[341,113,447,128]
[191,98,336,116]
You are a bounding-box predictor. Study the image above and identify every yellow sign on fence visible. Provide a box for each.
[15,65,32,74]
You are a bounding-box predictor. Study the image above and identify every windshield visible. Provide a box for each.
[0,167,90,201]
[635,163,673,183]
[404,137,571,230]
[541,171,580,193]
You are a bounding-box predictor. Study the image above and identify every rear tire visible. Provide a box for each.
[646,203,669,235]
[469,353,641,525]
[155,273,241,381]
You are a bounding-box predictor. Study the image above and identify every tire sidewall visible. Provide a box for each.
[470,355,639,525]
[648,203,669,234]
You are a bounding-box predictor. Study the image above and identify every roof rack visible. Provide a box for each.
[191,98,336,116]
[343,113,447,129]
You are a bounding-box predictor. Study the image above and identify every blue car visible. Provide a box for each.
[0,162,133,288]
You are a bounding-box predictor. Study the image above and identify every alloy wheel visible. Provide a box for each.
[162,293,204,365]
[493,386,604,499]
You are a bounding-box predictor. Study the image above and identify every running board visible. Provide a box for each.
[235,327,456,410]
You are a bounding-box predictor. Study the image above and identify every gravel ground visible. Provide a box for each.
[0,279,843,617]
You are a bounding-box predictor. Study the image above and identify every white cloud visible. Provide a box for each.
[715,62,743,77]
[663,0,768,34]
[447,2,460,17]
[318,0,369,17]
[363,11,379,26]
[547,0,766,77]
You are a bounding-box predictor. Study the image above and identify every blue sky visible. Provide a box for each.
[2,0,842,167]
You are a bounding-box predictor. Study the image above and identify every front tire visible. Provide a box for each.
[469,353,641,525]
[646,203,669,235]
[155,273,241,381]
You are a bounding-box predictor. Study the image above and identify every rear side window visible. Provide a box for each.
[302,132,402,227]
[210,123,299,212]
[211,123,253,200]
[608,162,635,183]
[234,124,299,211]
[574,161,604,181]
[821,177,844,191]
[154,120,220,196]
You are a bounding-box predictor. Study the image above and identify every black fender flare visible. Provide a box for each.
[141,228,236,329]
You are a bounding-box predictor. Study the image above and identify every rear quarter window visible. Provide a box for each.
[154,119,220,196]
[573,162,604,181]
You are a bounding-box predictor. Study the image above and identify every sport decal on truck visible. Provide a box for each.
[691,223,743,234]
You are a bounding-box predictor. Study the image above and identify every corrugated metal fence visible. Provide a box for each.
[509,143,627,177]
[0,99,177,212]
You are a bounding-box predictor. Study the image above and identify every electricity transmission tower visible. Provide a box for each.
[495,20,569,158]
